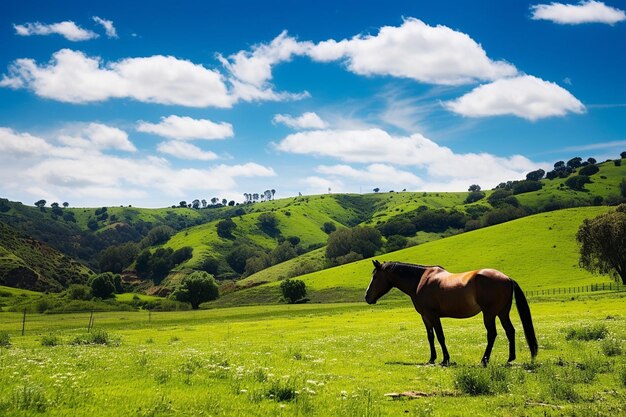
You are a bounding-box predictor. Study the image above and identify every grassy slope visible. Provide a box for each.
[212,206,615,307]
[0,223,92,292]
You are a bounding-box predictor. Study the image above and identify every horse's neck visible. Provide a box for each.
[391,267,423,296]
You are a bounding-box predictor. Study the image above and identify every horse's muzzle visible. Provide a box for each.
[364,296,376,305]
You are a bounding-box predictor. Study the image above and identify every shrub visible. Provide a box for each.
[41,334,61,346]
[565,324,608,341]
[615,159,622,167]
[512,180,543,195]
[71,329,116,346]
[89,273,117,299]
[487,189,513,206]
[322,222,337,234]
[602,337,623,356]
[0,331,11,348]
[385,235,408,252]
[267,378,298,402]
[464,191,485,204]
[579,164,599,176]
[216,218,237,238]
[66,284,92,301]
[280,279,307,304]
[565,175,591,191]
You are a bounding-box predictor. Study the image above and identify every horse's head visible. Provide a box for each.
[365,260,393,304]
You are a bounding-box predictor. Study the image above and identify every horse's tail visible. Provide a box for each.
[512,280,538,359]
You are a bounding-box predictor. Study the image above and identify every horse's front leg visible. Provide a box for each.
[422,316,436,364]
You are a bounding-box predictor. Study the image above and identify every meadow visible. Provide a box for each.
[1,293,625,416]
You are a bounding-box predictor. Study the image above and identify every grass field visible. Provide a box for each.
[1,294,625,416]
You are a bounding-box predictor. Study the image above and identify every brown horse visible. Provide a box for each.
[365,260,537,366]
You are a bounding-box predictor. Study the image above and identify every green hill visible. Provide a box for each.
[0,158,623,293]
[0,222,92,291]
[209,206,615,307]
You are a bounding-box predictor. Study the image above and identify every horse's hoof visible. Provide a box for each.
[440,360,450,367]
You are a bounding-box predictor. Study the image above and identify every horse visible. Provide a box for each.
[365,260,537,366]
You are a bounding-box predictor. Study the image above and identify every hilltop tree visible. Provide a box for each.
[34,199,46,211]
[222,198,228,206]
[587,157,596,165]
[191,199,200,209]
[621,151,626,159]
[171,271,219,309]
[373,188,380,193]
[62,202,69,208]
[567,157,583,169]
[577,204,626,284]
[525,169,545,181]
[179,201,187,208]
[468,184,481,192]
[201,199,207,208]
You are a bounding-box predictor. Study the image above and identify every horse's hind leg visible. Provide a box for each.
[481,314,497,366]
[499,313,516,363]
[432,317,450,366]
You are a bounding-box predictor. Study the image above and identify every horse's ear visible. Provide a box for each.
[373,260,381,269]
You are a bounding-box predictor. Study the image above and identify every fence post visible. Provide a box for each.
[87,310,94,332]
[21,309,26,336]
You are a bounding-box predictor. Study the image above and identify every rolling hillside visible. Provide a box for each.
[0,158,623,293]
[209,206,615,307]
[0,222,92,291]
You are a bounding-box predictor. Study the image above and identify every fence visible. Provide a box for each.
[525,282,626,298]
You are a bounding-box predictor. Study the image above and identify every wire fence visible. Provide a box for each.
[525,282,626,298]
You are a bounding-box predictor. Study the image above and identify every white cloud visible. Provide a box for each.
[273,112,328,129]
[0,126,275,206]
[531,1,625,25]
[276,128,540,189]
[157,141,218,160]
[137,115,234,140]
[317,164,423,188]
[0,127,54,155]
[308,18,518,85]
[93,16,118,38]
[0,49,232,107]
[219,31,311,102]
[58,123,136,152]
[445,75,585,120]
[14,21,98,41]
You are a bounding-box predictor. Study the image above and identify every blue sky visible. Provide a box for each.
[1,0,625,207]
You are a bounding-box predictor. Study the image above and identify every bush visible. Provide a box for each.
[565,175,591,191]
[385,235,408,252]
[66,284,92,301]
[280,279,307,304]
[216,218,237,238]
[602,337,623,357]
[512,180,543,195]
[322,222,336,234]
[565,324,608,341]
[41,334,61,346]
[488,189,513,206]
[615,159,622,167]
[326,227,382,262]
[258,212,279,235]
[483,206,526,226]
[579,164,599,176]
[378,218,416,237]
[464,191,486,204]
[0,331,11,348]
[171,246,193,265]
[71,329,116,346]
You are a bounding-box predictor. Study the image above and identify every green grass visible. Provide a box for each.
[0,295,625,416]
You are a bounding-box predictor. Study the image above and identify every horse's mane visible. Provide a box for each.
[383,261,444,277]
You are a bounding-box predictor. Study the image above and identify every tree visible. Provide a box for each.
[89,272,117,298]
[201,199,207,208]
[525,169,545,181]
[576,205,626,284]
[587,157,597,165]
[621,151,626,159]
[465,191,485,204]
[171,271,219,309]
[322,222,337,234]
[468,184,481,192]
[179,201,187,208]
[373,188,380,193]
[280,279,307,304]
[34,199,46,211]
[567,157,583,169]
[579,164,599,176]
[191,199,200,209]
[216,218,237,238]
[87,218,99,231]
[62,202,69,208]
[258,212,279,234]
[222,198,228,206]
[211,197,219,205]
